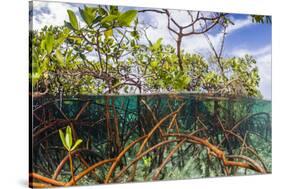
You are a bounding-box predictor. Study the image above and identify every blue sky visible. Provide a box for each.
[30,1,272,99]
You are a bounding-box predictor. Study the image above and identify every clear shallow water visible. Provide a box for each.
[30,94,271,185]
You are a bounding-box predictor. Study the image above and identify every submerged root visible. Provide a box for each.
[30,97,271,186]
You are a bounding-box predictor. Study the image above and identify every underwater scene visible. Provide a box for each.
[30,94,271,187]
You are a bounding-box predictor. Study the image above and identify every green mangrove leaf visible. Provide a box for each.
[40,40,46,52]
[109,6,119,15]
[97,7,108,16]
[65,126,73,150]
[67,10,79,30]
[46,33,54,54]
[130,30,139,39]
[101,15,118,24]
[142,156,152,167]
[79,6,96,26]
[104,29,113,38]
[150,38,163,51]
[150,61,158,68]
[64,21,75,30]
[118,10,137,27]
[59,129,68,150]
[70,139,83,151]
[31,73,41,87]
[55,49,64,65]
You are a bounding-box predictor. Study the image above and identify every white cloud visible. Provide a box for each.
[231,44,271,57]
[31,1,78,30]
[226,16,252,33]
[181,16,252,54]
[138,11,174,45]
[199,16,253,55]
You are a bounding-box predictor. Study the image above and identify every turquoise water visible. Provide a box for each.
[31,94,271,184]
